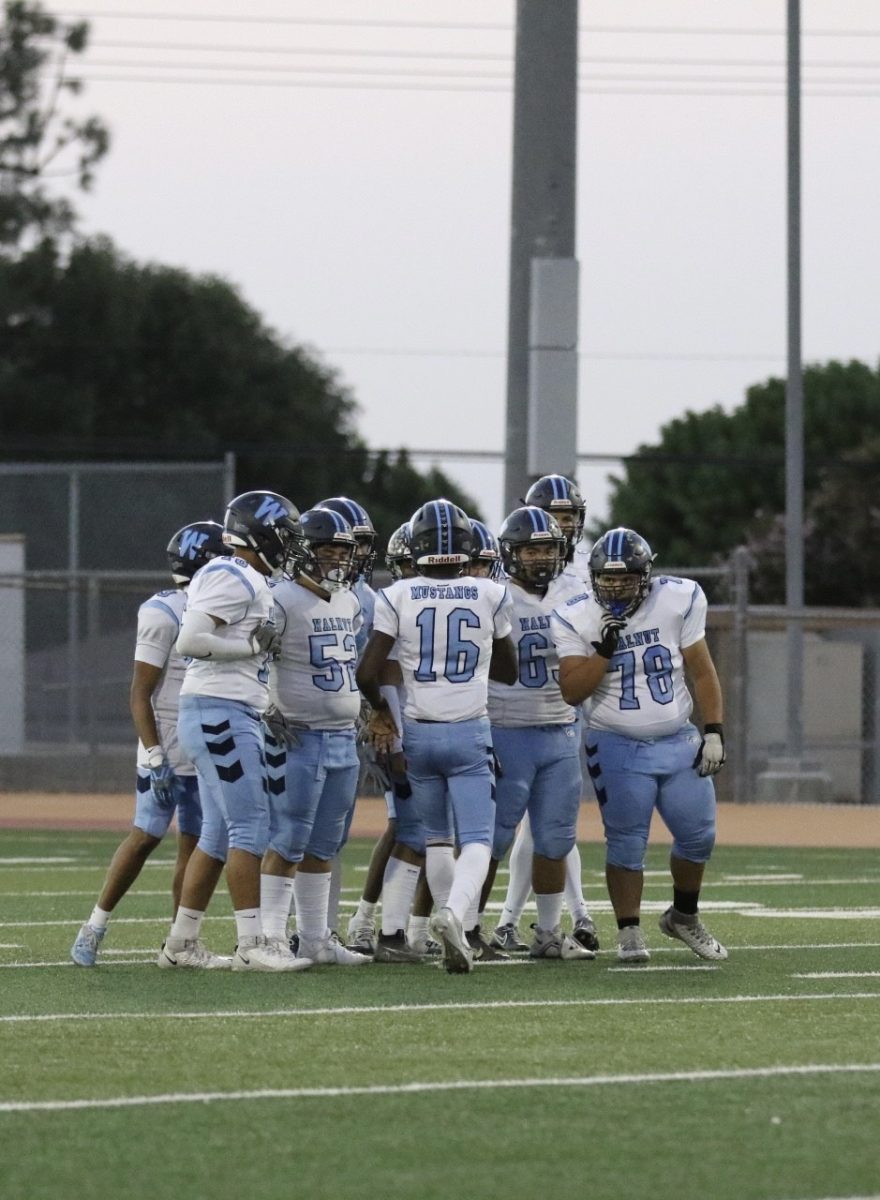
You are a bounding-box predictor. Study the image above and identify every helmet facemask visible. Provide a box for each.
[593,567,650,618]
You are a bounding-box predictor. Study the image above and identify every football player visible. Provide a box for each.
[157,490,310,972]
[357,499,517,974]
[492,477,599,954]
[524,474,587,582]
[314,496,378,934]
[70,522,230,967]
[479,507,594,960]
[552,527,728,963]
[347,523,431,962]
[260,507,369,966]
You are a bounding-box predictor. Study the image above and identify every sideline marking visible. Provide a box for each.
[2,992,880,1025]
[2,1062,879,1114]
[793,972,880,980]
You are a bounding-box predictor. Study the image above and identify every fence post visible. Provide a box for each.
[730,546,751,803]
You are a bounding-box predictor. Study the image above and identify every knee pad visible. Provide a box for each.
[605,829,649,873]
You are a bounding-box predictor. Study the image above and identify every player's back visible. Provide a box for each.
[375,573,512,722]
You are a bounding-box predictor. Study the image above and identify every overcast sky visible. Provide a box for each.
[58,0,880,531]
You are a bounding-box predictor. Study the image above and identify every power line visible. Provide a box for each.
[88,41,880,70]
[52,12,880,37]
[323,348,786,363]
[70,59,880,87]
[65,73,880,97]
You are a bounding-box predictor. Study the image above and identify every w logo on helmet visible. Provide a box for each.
[179,529,210,560]
[254,497,289,524]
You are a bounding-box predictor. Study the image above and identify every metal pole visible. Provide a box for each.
[504,0,578,515]
[731,546,751,804]
[67,468,81,743]
[223,450,237,506]
[786,0,804,759]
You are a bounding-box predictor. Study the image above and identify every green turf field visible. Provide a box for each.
[1,829,878,1200]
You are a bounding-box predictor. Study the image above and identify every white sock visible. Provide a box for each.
[500,818,533,926]
[564,843,588,921]
[535,891,564,932]
[326,856,344,932]
[234,907,263,942]
[354,899,377,924]
[463,893,481,933]
[446,842,491,924]
[89,905,111,931]
[380,859,421,935]
[407,915,430,945]
[425,845,456,910]
[169,905,204,942]
[260,874,294,941]
[293,871,331,944]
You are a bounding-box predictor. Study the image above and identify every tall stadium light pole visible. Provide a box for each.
[786,0,805,760]
[503,0,579,515]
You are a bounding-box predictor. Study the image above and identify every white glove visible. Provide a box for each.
[693,724,726,777]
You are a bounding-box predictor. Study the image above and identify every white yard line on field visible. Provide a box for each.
[2,992,880,1025]
[1,1062,879,1115]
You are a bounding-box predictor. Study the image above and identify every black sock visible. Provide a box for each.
[617,917,640,930]
[673,888,699,916]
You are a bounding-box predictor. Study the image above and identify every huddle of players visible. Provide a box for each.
[71,474,727,973]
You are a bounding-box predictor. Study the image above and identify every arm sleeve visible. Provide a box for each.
[176,608,256,662]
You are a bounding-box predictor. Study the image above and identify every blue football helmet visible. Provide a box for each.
[298,508,357,592]
[469,519,502,579]
[589,527,655,617]
[409,499,473,568]
[498,506,565,590]
[223,491,305,575]
[316,496,377,583]
[524,475,586,563]
[166,521,231,584]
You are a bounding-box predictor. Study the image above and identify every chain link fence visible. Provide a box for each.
[0,503,877,800]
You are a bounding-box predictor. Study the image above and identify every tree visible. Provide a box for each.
[0,0,109,249]
[0,237,481,537]
[601,360,880,604]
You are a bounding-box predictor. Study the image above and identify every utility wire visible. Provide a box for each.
[52,13,880,36]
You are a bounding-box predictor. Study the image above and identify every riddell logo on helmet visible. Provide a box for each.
[424,554,464,564]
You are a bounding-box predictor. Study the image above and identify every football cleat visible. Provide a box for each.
[466,926,509,962]
[572,915,600,954]
[430,907,474,974]
[373,930,425,964]
[157,938,234,970]
[616,925,650,963]
[529,925,595,960]
[299,932,371,966]
[70,922,106,968]
[489,923,529,953]
[658,907,728,961]
[346,914,377,956]
[232,935,311,972]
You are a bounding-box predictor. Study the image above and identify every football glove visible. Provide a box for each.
[693,723,726,777]
[145,746,181,809]
[250,620,282,658]
[261,705,300,749]
[591,613,626,659]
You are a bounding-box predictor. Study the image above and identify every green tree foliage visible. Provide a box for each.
[0,237,480,537]
[601,360,880,604]
[0,0,109,248]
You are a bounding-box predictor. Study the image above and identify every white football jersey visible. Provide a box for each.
[179,556,275,710]
[269,579,363,729]
[551,575,708,738]
[133,587,193,774]
[374,574,514,722]
[488,576,582,728]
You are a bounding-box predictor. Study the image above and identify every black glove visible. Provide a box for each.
[693,722,726,777]
[591,613,626,659]
[261,705,300,749]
